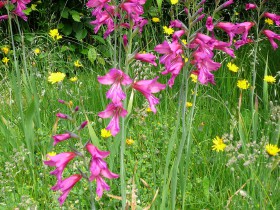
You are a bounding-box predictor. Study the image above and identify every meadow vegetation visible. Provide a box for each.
[0,0,280,209]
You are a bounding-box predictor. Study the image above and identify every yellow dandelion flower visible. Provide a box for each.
[265,144,280,156]
[126,138,135,145]
[152,17,160,23]
[49,29,62,40]
[265,18,273,25]
[70,76,78,82]
[190,73,198,83]
[74,60,83,68]
[48,72,66,84]
[163,26,174,35]
[227,62,239,72]
[34,48,40,55]
[182,39,187,45]
[237,79,250,90]
[146,107,152,112]
[1,46,9,55]
[212,136,226,152]
[171,0,178,5]
[264,75,276,84]
[186,102,193,108]
[101,129,112,138]
[2,57,9,65]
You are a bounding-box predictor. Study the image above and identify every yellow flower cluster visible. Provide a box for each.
[264,75,276,84]
[126,138,134,145]
[227,62,239,72]
[2,57,9,65]
[190,73,198,83]
[152,17,160,23]
[74,60,83,68]
[237,79,250,90]
[163,26,174,35]
[265,18,273,25]
[48,72,66,84]
[212,136,226,152]
[170,0,178,5]
[101,129,112,138]
[49,29,62,41]
[1,46,9,55]
[265,144,280,156]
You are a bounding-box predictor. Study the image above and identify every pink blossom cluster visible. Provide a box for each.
[0,0,31,21]
[86,0,147,38]
[44,100,118,206]
[245,3,280,50]
[98,68,165,136]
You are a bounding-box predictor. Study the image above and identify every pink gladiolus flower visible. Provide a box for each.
[51,174,82,206]
[263,30,280,50]
[170,20,183,28]
[264,12,280,26]
[90,4,115,38]
[123,34,128,47]
[11,0,31,21]
[52,132,79,146]
[216,22,254,44]
[206,16,214,31]
[98,68,133,103]
[78,121,88,130]
[120,0,146,17]
[220,0,234,8]
[56,113,70,119]
[172,30,185,40]
[245,3,257,10]
[132,77,166,113]
[44,152,76,182]
[58,99,65,104]
[86,143,119,198]
[154,40,184,87]
[135,53,157,66]
[98,102,128,136]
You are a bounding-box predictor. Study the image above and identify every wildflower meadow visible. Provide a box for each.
[1,0,280,209]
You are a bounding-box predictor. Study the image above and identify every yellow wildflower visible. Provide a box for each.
[48,72,66,84]
[235,12,239,16]
[170,0,178,5]
[265,144,280,156]
[146,107,152,112]
[2,57,9,65]
[101,129,112,138]
[74,60,83,67]
[265,18,273,25]
[182,39,187,45]
[237,79,250,90]
[34,48,40,55]
[49,29,62,40]
[70,76,78,82]
[190,73,198,83]
[152,17,160,23]
[186,102,193,108]
[163,26,174,35]
[126,138,135,145]
[1,46,9,55]
[227,62,239,72]
[212,136,226,152]
[264,75,276,84]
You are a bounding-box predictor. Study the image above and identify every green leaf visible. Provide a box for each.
[88,47,97,63]
[85,114,100,148]
[70,10,81,22]
[61,23,72,36]
[203,176,210,201]
[97,57,105,65]
[91,35,106,45]
[75,29,87,41]
[61,7,70,19]
[156,0,163,11]
[23,8,32,15]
